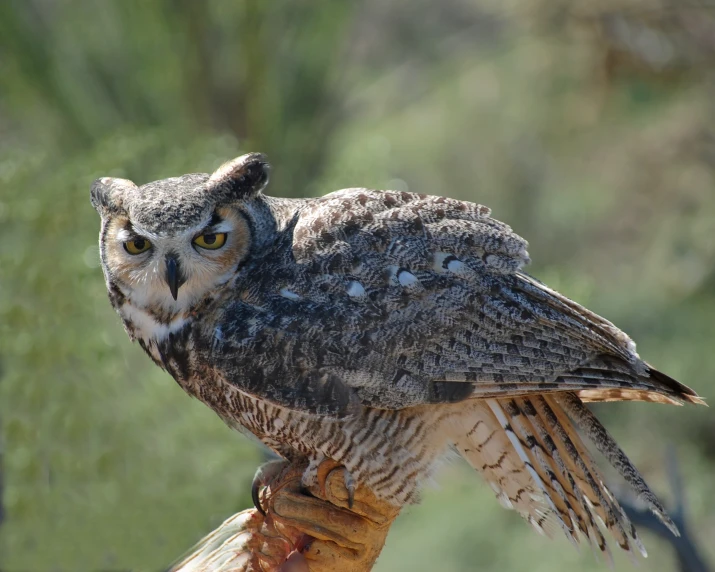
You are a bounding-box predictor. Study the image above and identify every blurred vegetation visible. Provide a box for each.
[1,1,714,570]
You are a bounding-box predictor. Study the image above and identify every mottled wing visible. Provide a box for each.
[207,188,701,415]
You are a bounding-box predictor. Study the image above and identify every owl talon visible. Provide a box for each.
[251,479,265,516]
[344,469,356,509]
[252,459,290,516]
[308,462,359,510]
[251,468,268,516]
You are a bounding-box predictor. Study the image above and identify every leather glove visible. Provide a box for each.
[169,460,401,572]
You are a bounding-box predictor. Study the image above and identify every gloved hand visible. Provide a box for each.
[170,460,401,572]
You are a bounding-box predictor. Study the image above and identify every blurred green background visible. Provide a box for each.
[1,1,714,570]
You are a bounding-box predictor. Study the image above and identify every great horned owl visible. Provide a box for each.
[91,153,702,561]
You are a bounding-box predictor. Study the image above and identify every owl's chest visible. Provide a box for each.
[145,330,290,439]
[151,335,442,502]
[179,363,332,459]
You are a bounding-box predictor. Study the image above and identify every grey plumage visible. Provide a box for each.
[91,153,703,559]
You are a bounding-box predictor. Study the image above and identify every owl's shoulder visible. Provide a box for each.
[288,187,530,278]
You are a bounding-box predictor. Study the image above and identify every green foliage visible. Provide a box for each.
[1,1,714,570]
[0,131,261,569]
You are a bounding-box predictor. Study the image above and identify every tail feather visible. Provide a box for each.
[644,367,705,406]
[451,402,563,536]
[451,392,670,559]
[485,399,574,541]
[539,396,646,557]
[498,399,582,544]
[554,392,679,536]
[514,397,610,552]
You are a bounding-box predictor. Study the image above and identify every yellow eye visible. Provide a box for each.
[193,232,227,250]
[123,238,152,255]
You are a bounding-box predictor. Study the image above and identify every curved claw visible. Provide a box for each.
[344,469,356,509]
[252,459,290,516]
[252,475,267,517]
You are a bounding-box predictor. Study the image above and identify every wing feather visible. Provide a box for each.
[208,188,701,413]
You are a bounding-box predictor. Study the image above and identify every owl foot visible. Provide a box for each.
[171,461,402,571]
[268,461,402,572]
[252,459,291,516]
[299,457,354,507]
[308,460,357,509]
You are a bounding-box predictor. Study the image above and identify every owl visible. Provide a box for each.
[91,153,703,562]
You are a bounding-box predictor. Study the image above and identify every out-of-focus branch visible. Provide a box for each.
[617,446,711,572]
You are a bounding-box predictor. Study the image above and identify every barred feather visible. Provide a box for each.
[451,401,565,537]
[449,393,669,558]
[554,392,679,535]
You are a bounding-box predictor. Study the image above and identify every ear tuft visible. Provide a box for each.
[208,153,270,198]
[90,177,137,215]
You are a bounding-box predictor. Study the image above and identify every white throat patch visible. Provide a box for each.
[121,303,189,343]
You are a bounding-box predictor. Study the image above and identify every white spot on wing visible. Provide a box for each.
[279,288,301,301]
[386,265,400,284]
[346,281,365,298]
[432,251,454,274]
[433,252,476,279]
[432,252,451,272]
[398,270,419,287]
[396,269,424,293]
[447,258,466,273]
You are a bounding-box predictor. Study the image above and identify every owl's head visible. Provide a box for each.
[90,153,270,321]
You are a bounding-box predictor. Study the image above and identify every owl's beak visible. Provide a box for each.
[164,255,185,301]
